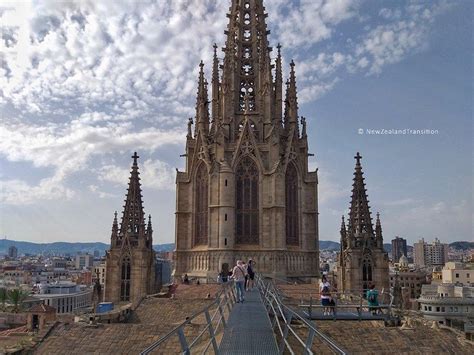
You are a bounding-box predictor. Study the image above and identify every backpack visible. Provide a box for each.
[322,285,330,295]
[368,291,377,303]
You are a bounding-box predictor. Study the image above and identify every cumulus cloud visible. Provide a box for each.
[266,0,359,48]
[0,0,229,119]
[0,0,451,206]
[0,174,75,205]
[88,184,116,199]
[352,2,451,74]
[98,158,175,191]
[0,120,184,178]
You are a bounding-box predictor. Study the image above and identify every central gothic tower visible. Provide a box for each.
[174,0,319,280]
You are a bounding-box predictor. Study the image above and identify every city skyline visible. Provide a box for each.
[0,0,472,245]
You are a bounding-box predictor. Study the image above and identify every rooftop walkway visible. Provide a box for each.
[218,288,278,354]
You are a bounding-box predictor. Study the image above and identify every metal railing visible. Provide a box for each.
[256,275,347,355]
[299,290,394,321]
[140,281,237,355]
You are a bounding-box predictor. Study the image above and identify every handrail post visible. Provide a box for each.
[305,328,315,354]
[279,311,293,355]
[217,299,227,329]
[177,327,190,355]
[223,290,232,313]
[308,296,312,319]
[204,309,219,355]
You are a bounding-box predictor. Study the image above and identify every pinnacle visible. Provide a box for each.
[118,152,145,236]
[348,151,374,237]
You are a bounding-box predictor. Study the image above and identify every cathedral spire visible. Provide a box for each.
[147,214,153,235]
[120,152,145,238]
[287,60,298,123]
[222,0,272,114]
[375,212,383,249]
[274,43,283,126]
[196,61,210,135]
[340,215,347,251]
[111,211,118,246]
[348,152,374,237]
[211,43,220,127]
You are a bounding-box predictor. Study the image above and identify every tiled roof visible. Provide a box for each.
[28,303,56,313]
[35,284,220,354]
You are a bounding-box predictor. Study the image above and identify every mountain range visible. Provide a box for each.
[0,239,174,256]
[0,239,471,256]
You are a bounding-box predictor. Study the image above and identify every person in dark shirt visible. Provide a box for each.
[246,259,255,291]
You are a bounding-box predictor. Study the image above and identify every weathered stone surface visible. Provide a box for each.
[174,0,319,282]
[104,153,156,305]
[336,153,390,293]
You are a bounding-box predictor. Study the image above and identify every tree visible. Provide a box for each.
[0,288,7,311]
[7,289,27,313]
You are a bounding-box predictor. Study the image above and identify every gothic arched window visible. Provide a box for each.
[195,163,208,245]
[236,156,259,244]
[285,163,299,245]
[120,256,131,301]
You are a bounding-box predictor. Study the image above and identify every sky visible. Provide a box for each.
[0,0,472,246]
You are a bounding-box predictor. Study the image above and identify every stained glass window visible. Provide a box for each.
[236,156,259,244]
[195,163,209,245]
[285,163,299,245]
[120,256,131,301]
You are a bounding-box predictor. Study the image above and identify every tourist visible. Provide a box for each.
[231,260,247,303]
[367,284,379,315]
[183,274,189,285]
[319,275,332,315]
[218,268,228,284]
[246,259,255,291]
[242,261,248,290]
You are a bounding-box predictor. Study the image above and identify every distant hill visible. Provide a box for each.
[2,239,470,256]
[0,239,175,256]
[154,243,174,252]
[320,242,413,254]
[449,241,474,251]
[319,241,340,251]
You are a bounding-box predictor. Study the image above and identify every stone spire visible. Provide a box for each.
[111,211,118,246]
[147,214,153,236]
[119,152,146,239]
[274,43,283,126]
[211,43,220,127]
[347,152,374,237]
[195,61,210,136]
[340,215,347,251]
[375,212,383,249]
[301,116,307,138]
[222,0,272,114]
[286,60,298,124]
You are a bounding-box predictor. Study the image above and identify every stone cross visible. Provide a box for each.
[354,152,362,165]
[132,152,139,165]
